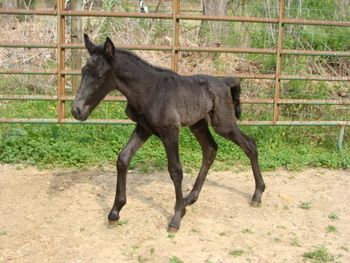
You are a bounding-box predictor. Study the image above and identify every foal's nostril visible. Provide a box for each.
[75,107,81,116]
[72,106,81,118]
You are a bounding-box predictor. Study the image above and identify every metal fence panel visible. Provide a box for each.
[0,0,349,126]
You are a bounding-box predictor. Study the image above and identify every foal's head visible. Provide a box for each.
[72,34,116,121]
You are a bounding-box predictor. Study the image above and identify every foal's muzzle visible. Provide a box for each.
[71,103,89,121]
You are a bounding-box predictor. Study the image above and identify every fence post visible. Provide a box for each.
[171,0,180,71]
[70,0,83,93]
[273,0,285,124]
[57,0,65,123]
[337,126,345,152]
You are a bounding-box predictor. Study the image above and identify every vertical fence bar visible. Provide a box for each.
[273,0,285,124]
[171,0,180,71]
[337,126,345,152]
[57,0,65,123]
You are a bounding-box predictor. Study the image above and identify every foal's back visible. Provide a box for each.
[149,73,232,127]
[144,74,212,127]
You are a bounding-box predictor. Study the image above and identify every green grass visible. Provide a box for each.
[299,202,312,210]
[169,256,183,263]
[229,249,245,257]
[241,228,254,234]
[326,225,337,233]
[218,231,227,236]
[328,213,339,221]
[0,93,349,170]
[109,220,128,227]
[291,237,301,247]
[303,246,335,262]
[0,122,349,170]
[167,233,176,239]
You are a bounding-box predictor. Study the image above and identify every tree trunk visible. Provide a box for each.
[199,0,228,46]
[70,0,83,93]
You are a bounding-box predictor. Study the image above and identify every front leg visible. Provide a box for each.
[159,127,185,232]
[108,125,151,223]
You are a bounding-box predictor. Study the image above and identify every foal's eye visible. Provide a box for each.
[82,66,88,75]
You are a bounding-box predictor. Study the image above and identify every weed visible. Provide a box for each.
[0,230,7,236]
[277,225,287,230]
[131,245,140,250]
[242,228,254,234]
[230,249,244,257]
[191,228,200,233]
[291,237,301,247]
[116,220,128,226]
[326,225,337,233]
[218,231,227,236]
[137,255,148,263]
[168,233,176,239]
[169,256,184,263]
[274,237,282,243]
[299,202,311,209]
[328,213,339,221]
[150,248,155,255]
[303,246,334,262]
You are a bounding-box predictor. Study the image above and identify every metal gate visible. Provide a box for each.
[0,0,349,127]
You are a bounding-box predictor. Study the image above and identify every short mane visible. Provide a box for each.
[115,48,177,75]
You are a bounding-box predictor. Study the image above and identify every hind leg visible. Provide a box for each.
[211,111,265,205]
[184,119,218,206]
[233,129,265,206]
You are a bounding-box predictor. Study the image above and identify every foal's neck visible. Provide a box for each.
[112,50,161,101]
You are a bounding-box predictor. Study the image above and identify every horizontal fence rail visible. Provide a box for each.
[0,0,349,127]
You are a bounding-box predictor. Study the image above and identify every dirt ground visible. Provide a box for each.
[0,164,349,263]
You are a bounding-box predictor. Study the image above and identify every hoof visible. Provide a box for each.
[168,226,179,233]
[108,210,119,221]
[250,200,261,208]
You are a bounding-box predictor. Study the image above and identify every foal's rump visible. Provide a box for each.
[171,74,241,127]
[187,75,242,131]
[191,74,241,118]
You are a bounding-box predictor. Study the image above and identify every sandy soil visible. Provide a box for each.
[0,164,349,263]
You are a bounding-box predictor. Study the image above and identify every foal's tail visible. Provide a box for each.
[223,77,241,119]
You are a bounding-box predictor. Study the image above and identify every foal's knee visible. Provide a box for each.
[117,151,130,173]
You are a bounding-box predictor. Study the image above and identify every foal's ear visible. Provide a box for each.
[84,34,96,55]
[104,37,115,61]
